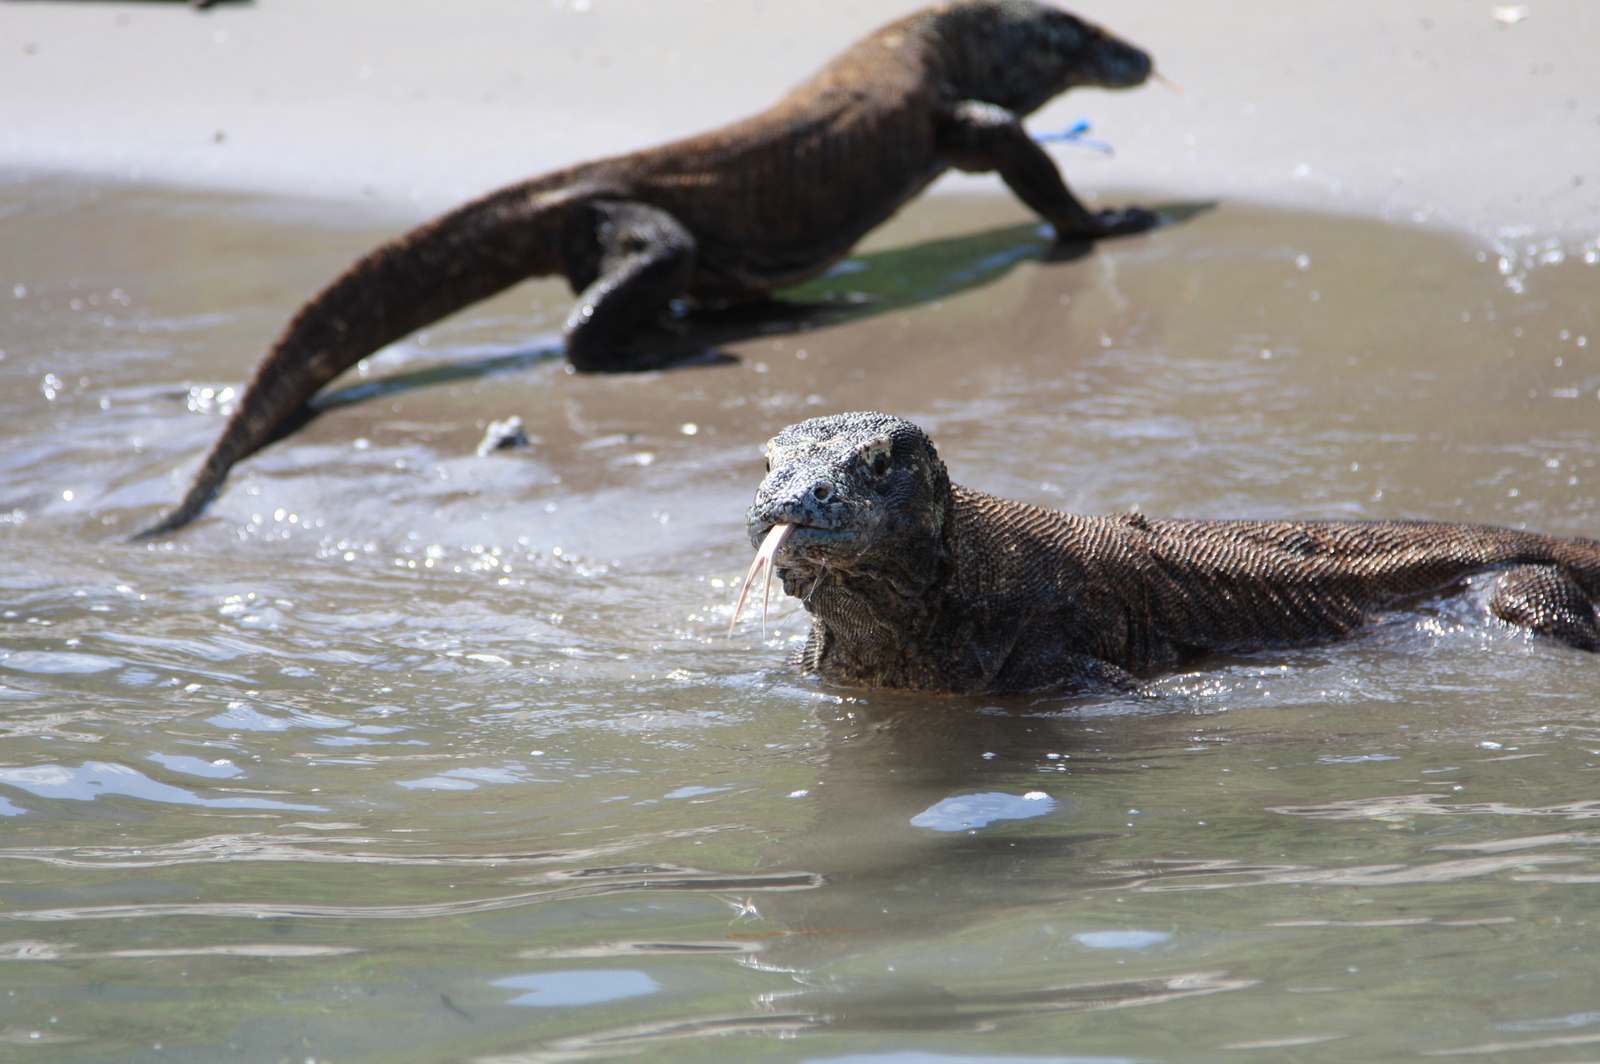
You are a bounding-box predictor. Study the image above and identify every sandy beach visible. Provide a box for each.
[1,0,1596,252]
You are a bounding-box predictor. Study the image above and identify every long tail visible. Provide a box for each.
[133,180,575,539]
[1407,522,1600,596]
[1283,520,1600,597]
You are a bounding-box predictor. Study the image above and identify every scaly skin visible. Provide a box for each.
[744,413,1600,695]
[137,0,1158,538]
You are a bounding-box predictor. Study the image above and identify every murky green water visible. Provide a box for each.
[3,173,1600,1064]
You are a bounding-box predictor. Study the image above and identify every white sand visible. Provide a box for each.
[0,0,1595,253]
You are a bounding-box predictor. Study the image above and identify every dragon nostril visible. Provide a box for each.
[811,482,833,502]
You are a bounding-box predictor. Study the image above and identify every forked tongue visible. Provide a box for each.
[729,523,795,636]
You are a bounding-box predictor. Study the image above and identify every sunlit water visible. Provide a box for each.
[3,173,1600,1064]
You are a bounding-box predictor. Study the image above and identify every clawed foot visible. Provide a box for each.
[1052,206,1164,244]
[1094,206,1163,236]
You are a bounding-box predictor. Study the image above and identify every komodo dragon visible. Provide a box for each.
[736,413,1600,694]
[137,0,1158,538]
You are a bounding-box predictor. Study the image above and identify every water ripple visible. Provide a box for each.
[0,761,322,811]
[0,824,735,869]
[1271,793,1600,821]
[473,970,1255,1064]
[2,866,822,922]
[0,940,359,961]
[1093,853,1586,892]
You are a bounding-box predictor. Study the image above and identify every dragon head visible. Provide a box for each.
[938,1,1153,114]
[744,412,952,578]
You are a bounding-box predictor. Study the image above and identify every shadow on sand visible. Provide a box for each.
[311,201,1215,414]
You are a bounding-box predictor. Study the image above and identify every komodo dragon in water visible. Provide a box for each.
[137,0,1159,538]
[736,412,1600,694]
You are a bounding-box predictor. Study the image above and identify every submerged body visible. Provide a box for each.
[743,413,1600,694]
[138,0,1158,538]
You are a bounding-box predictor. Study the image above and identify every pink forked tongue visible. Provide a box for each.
[729,523,795,636]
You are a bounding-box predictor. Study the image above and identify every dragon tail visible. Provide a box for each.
[132,181,572,539]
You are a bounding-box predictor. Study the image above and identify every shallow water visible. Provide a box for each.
[2,174,1600,1064]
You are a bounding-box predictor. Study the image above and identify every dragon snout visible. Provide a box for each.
[759,472,841,515]
[746,472,850,547]
[1109,46,1152,88]
[1085,35,1151,89]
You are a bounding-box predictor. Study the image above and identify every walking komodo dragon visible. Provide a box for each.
[737,413,1600,694]
[138,0,1160,538]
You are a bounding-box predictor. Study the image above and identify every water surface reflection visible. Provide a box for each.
[1,176,1599,1062]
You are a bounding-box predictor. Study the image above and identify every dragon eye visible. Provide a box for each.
[871,452,890,476]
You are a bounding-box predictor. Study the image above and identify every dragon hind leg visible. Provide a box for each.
[560,199,699,372]
[1488,565,1600,651]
